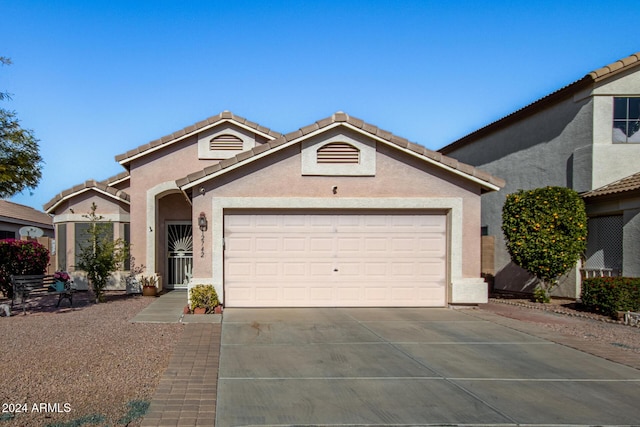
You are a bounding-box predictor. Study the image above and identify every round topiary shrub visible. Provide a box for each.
[502,186,587,302]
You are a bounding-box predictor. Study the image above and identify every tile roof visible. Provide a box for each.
[176,111,505,191]
[115,111,282,165]
[439,51,640,155]
[582,171,640,199]
[0,200,53,228]
[43,179,130,213]
[99,171,130,186]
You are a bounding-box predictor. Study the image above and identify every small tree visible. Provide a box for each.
[502,186,587,302]
[0,57,43,198]
[75,203,127,303]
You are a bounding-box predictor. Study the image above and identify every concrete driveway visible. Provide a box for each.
[216,308,640,426]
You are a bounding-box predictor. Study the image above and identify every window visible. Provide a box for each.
[584,215,623,275]
[74,222,114,259]
[209,134,243,151]
[0,230,15,240]
[317,142,360,164]
[57,224,67,271]
[124,223,130,270]
[613,97,640,143]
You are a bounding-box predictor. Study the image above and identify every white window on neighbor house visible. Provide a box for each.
[317,142,360,164]
[613,97,640,143]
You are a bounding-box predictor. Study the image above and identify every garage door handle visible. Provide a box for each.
[333,268,338,272]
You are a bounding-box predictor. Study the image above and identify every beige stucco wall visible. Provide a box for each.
[190,137,484,302]
[127,125,269,276]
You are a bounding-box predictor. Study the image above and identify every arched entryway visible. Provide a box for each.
[157,192,192,289]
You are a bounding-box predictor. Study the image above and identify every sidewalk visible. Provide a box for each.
[132,290,222,426]
[131,290,222,324]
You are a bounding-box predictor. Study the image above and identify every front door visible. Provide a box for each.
[166,222,193,289]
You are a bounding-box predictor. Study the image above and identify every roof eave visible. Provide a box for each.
[45,187,130,214]
[179,121,504,193]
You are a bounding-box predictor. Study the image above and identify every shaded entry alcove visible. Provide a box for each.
[157,192,192,289]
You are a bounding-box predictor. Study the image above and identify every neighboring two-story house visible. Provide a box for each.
[439,52,640,298]
[44,111,503,307]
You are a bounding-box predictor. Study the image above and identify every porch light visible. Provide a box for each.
[198,212,208,231]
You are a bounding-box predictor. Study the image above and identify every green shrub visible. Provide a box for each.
[189,284,219,313]
[581,277,640,317]
[0,239,50,298]
[75,203,128,303]
[502,186,587,300]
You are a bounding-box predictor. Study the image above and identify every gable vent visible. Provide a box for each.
[210,134,243,151]
[317,142,360,164]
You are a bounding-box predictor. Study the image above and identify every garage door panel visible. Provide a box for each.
[224,212,447,307]
[283,237,306,252]
[309,237,334,252]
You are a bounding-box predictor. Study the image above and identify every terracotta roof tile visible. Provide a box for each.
[251,143,271,155]
[333,112,348,122]
[98,171,130,186]
[285,130,303,141]
[389,134,410,149]
[347,116,365,129]
[203,163,222,175]
[0,200,53,228]
[300,123,320,135]
[582,171,640,198]
[316,117,333,128]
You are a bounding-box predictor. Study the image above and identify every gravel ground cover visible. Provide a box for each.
[486,297,640,354]
[0,291,183,427]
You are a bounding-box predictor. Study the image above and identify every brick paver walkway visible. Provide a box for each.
[141,323,221,427]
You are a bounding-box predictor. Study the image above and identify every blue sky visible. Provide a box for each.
[2,0,639,210]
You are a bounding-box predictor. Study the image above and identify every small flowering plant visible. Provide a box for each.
[140,275,158,288]
[54,271,71,283]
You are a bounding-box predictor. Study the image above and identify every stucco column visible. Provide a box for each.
[623,208,640,277]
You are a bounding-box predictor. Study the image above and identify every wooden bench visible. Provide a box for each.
[10,274,74,314]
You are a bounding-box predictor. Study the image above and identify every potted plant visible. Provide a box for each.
[52,271,71,292]
[140,275,158,297]
[189,284,219,314]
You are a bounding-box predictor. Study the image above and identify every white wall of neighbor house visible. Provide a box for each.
[591,69,640,189]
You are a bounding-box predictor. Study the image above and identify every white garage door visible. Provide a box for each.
[224,211,447,307]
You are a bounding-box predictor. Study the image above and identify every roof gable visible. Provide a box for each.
[44,179,130,213]
[439,51,640,155]
[115,111,282,166]
[176,112,505,192]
